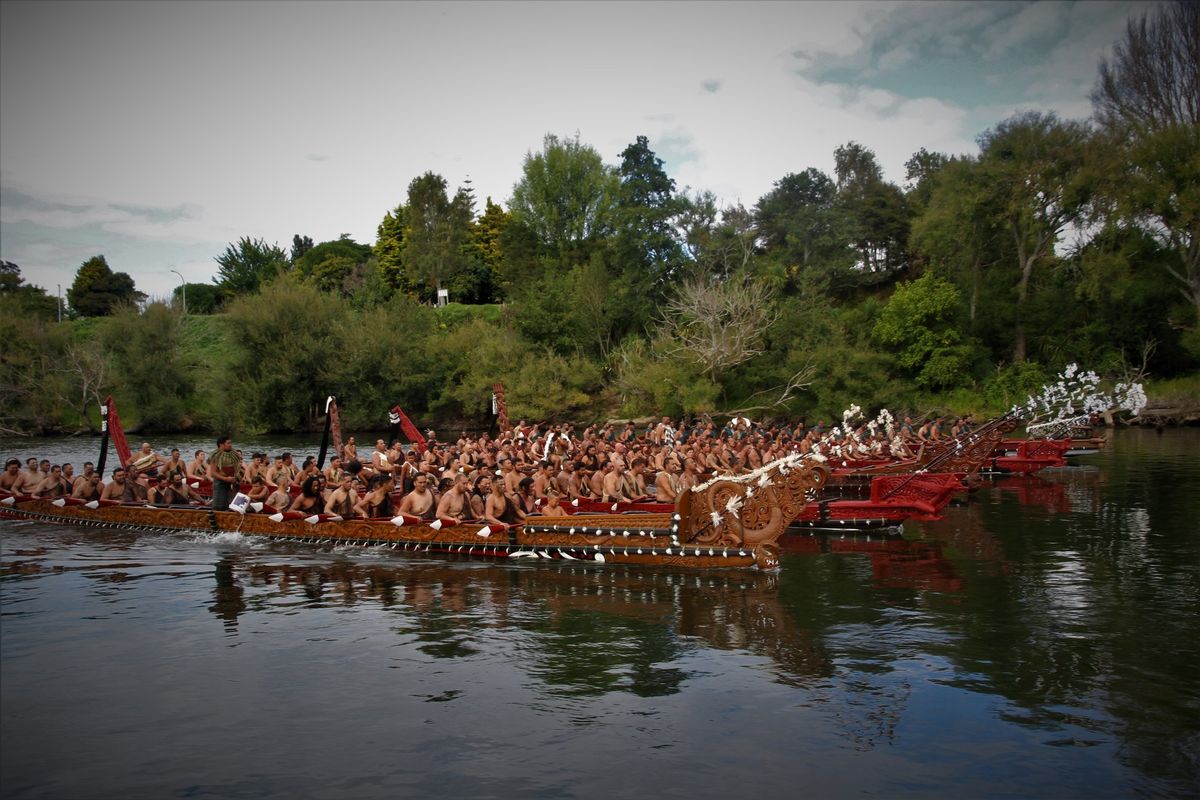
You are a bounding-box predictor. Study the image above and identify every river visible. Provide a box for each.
[1,429,1197,798]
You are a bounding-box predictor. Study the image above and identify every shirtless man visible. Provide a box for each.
[625,458,648,499]
[244,453,269,485]
[435,473,471,524]
[146,474,177,506]
[397,472,437,520]
[72,470,104,501]
[187,450,207,479]
[602,462,631,503]
[71,462,96,496]
[589,463,608,498]
[1,458,23,491]
[531,461,555,499]
[34,465,70,498]
[323,456,345,485]
[269,453,299,488]
[10,458,43,495]
[498,458,521,494]
[100,468,129,501]
[169,473,202,505]
[483,477,523,526]
[161,449,187,479]
[324,474,359,518]
[265,481,292,511]
[655,459,683,503]
[539,490,568,518]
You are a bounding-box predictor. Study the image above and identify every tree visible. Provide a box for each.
[291,234,315,263]
[1091,3,1200,325]
[67,255,144,317]
[904,148,951,210]
[294,234,374,294]
[173,282,224,314]
[910,156,1007,325]
[509,133,619,260]
[602,136,687,343]
[977,112,1095,362]
[754,168,847,284]
[214,237,289,296]
[374,204,410,293]
[101,301,193,430]
[659,277,778,384]
[0,261,58,318]
[470,197,510,300]
[834,142,910,276]
[402,172,475,299]
[873,273,977,389]
[1092,0,1199,136]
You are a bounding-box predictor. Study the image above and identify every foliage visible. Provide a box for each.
[214,237,289,297]
[402,172,476,300]
[873,273,978,389]
[0,261,58,318]
[220,276,351,431]
[174,282,224,314]
[293,234,374,295]
[0,298,77,432]
[374,204,410,294]
[510,133,620,260]
[976,111,1095,362]
[67,255,145,317]
[100,302,193,430]
[611,336,719,417]
[291,234,315,263]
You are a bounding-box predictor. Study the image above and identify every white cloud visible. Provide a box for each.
[0,0,1152,298]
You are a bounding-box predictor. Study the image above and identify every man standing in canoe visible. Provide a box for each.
[208,436,243,511]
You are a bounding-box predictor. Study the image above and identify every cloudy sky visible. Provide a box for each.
[1,0,1152,300]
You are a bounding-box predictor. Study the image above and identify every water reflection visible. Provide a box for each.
[220,557,831,696]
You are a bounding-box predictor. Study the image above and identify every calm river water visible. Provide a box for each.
[2,429,1198,799]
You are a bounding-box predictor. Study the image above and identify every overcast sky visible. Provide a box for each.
[1,0,1152,300]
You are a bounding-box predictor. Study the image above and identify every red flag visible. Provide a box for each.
[105,395,132,469]
[391,405,428,453]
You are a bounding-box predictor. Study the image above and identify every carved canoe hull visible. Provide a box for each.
[0,496,775,570]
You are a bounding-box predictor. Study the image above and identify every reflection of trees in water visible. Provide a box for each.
[224,559,832,697]
[912,456,1200,793]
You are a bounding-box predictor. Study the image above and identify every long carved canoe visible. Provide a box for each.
[0,453,828,571]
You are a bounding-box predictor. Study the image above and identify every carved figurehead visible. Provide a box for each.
[676,454,828,569]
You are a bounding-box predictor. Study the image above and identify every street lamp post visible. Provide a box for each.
[170,269,186,316]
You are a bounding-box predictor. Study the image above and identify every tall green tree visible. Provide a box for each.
[214,237,289,296]
[67,255,144,317]
[375,204,410,294]
[402,172,475,300]
[911,156,1007,327]
[834,141,910,277]
[470,197,510,301]
[754,168,848,290]
[873,273,977,389]
[605,136,685,344]
[977,112,1095,363]
[509,133,619,261]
